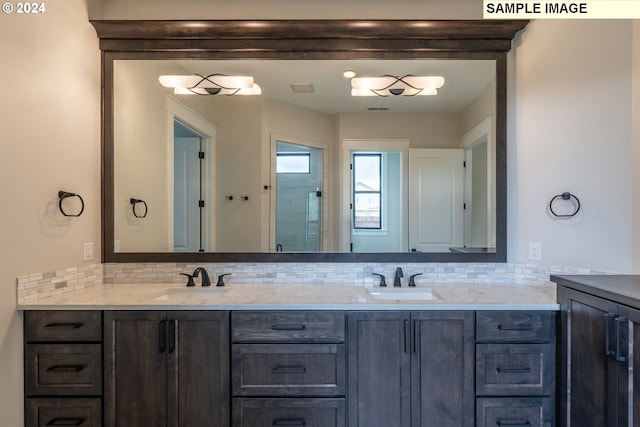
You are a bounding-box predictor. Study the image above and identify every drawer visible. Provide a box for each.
[476,311,553,343]
[476,397,554,427]
[25,397,102,427]
[25,311,102,342]
[233,398,346,427]
[25,344,102,396]
[232,343,346,396]
[476,343,553,396]
[232,311,345,343]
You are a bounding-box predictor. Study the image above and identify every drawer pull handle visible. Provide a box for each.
[273,365,306,374]
[272,418,306,426]
[496,367,531,374]
[47,364,86,373]
[496,420,531,426]
[271,324,306,331]
[44,322,84,329]
[46,417,86,426]
[497,323,532,331]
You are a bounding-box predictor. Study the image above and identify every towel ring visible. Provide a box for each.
[549,192,580,218]
[130,198,148,218]
[58,191,85,217]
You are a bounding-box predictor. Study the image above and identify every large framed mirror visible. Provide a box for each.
[93,20,527,263]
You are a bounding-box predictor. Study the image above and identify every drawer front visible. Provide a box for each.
[233,398,346,427]
[25,397,102,427]
[232,343,346,396]
[476,311,553,343]
[476,343,552,396]
[25,344,102,396]
[25,311,102,342]
[232,311,345,343]
[476,397,554,427]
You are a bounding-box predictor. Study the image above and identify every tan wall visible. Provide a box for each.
[338,112,462,148]
[0,2,101,425]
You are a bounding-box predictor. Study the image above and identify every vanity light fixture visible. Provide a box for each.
[350,74,445,97]
[158,74,262,95]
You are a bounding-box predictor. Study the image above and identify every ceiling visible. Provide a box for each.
[168,59,496,114]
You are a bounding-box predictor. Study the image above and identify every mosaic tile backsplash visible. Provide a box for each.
[17,261,616,304]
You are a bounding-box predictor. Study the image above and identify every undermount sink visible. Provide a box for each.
[366,287,441,301]
[151,287,228,301]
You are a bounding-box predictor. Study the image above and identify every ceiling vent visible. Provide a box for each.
[290,83,315,93]
[367,107,390,111]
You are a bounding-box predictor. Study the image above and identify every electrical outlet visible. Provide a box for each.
[528,242,542,261]
[83,242,94,261]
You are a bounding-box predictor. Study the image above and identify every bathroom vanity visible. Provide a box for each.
[553,275,640,427]
[20,282,558,427]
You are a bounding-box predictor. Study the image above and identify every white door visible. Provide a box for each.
[408,148,464,252]
[174,136,201,251]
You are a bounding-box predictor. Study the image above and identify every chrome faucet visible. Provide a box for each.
[192,267,211,287]
[394,267,403,287]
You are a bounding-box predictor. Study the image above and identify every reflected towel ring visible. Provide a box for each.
[58,191,85,217]
[130,198,148,218]
[549,192,580,217]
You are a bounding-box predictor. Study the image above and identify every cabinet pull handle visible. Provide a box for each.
[497,323,532,331]
[404,319,410,354]
[271,323,306,330]
[272,365,306,374]
[616,316,627,363]
[46,417,86,426]
[272,418,306,426]
[168,319,176,354]
[496,420,531,426]
[496,367,531,374]
[604,313,616,356]
[413,319,418,354]
[46,364,85,373]
[44,322,84,329]
[159,319,167,354]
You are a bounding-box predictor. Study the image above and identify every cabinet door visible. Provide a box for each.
[618,305,640,427]
[348,311,411,427]
[104,311,168,427]
[412,311,474,427]
[558,287,619,427]
[166,311,230,427]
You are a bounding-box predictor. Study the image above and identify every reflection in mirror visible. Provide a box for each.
[113,59,496,253]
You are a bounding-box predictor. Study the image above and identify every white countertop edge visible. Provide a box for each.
[16,303,560,311]
[16,282,559,311]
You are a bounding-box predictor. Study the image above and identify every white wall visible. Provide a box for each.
[508,20,634,272]
[0,1,101,424]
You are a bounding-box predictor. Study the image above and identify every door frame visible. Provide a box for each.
[458,117,494,248]
[166,96,217,251]
[340,139,410,252]
[270,133,329,252]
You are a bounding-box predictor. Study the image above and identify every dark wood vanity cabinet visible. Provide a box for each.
[24,311,103,427]
[347,311,475,427]
[103,310,230,427]
[475,311,556,427]
[557,282,640,427]
[231,311,347,427]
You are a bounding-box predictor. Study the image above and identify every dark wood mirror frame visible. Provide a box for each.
[92,19,527,263]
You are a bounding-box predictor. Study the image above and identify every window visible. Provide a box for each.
[353,153,381,229]
[276,152,310,173]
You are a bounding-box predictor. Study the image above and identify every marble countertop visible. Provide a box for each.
[17,282,559,311]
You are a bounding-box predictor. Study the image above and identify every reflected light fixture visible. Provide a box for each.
[351,74,444,97]
[158,74,262,95]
